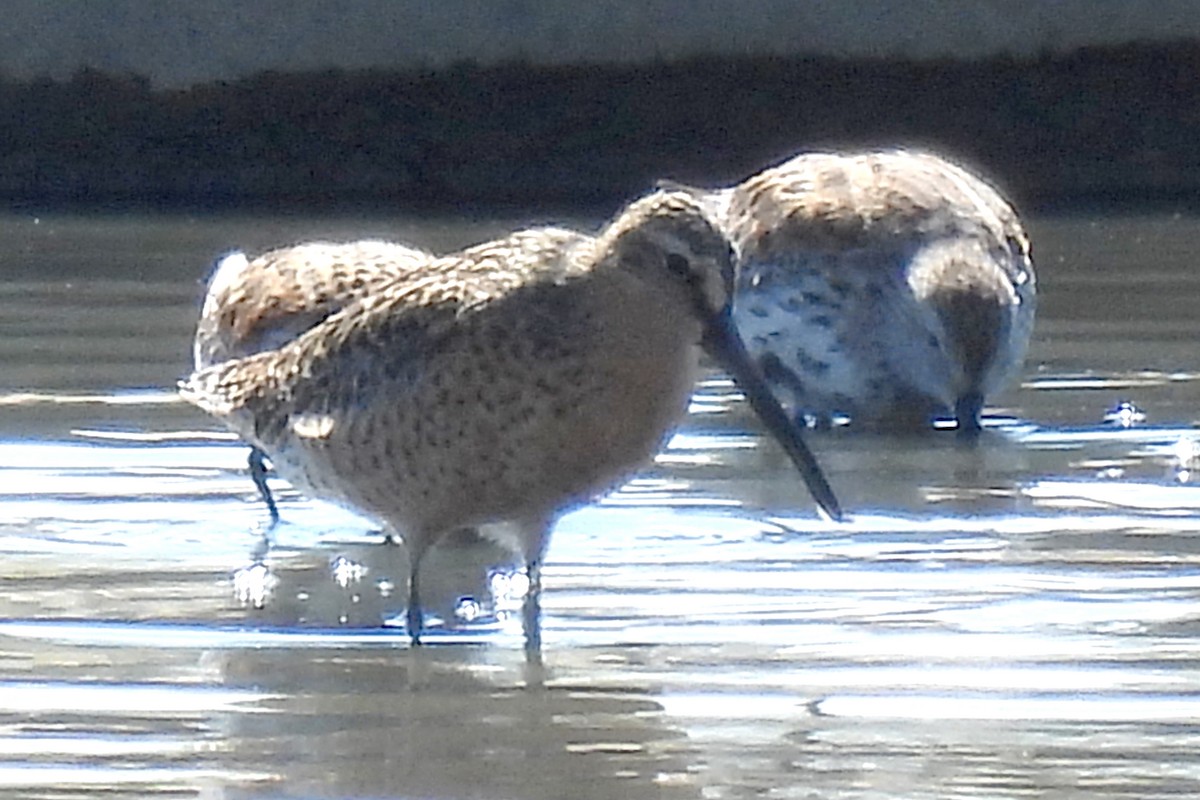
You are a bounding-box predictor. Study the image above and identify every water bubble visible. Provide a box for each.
[488,568,530,616]
[1102,401,1145,428]
[232,562,277,609]
[330,555,367,588]
[376,578,395,598]
[1170,437,1200,483]
[1171,436,1200,466]
[455,596,482,622]
[489,569,529,599]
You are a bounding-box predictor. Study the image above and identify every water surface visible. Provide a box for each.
[2,211,1200,798]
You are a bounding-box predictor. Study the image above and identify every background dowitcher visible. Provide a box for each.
[194,240,433,519]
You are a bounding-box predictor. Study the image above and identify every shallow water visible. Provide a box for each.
[2,211,1200,798]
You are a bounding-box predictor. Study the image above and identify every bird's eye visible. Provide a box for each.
[665,253,691,277]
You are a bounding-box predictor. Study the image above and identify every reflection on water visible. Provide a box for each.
[2,212,1200,797]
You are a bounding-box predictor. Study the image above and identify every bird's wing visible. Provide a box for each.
[194,240,433,367]
[725,150,1021,262]
[181,228,593,423]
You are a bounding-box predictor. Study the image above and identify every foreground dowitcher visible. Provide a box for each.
[180,190,841,647]
[194,240,433,520]
[709,149,1036,432]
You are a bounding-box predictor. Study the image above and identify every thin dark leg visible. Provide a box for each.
[407,554,424,646]
[248,447,280,524]
[955,392,985,439]
[522,559,543,655]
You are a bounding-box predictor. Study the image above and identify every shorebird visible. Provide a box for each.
[705,149,1036,432]
[194,240,433,520]
[180,189,841,648]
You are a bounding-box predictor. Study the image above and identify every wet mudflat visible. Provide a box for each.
[1,211,1199,798]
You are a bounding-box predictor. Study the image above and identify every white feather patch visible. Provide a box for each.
[291,413,336,439]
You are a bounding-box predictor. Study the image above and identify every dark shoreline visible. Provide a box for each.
[3,40,1200,216]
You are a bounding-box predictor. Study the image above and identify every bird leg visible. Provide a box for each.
[954,392,985,439]
[522,558,543,655]
[407,547,427,646]
[247,447,280,524]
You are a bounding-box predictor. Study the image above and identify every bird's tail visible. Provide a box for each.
[177,352,271,418]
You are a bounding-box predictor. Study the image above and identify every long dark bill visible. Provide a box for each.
[703,313,844,522]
